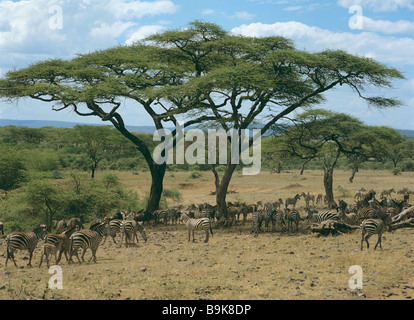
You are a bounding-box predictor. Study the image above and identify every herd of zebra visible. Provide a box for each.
[1,187,412,268]
[2,212,148,268]
[1,209,214,268]
[250,188,412,251]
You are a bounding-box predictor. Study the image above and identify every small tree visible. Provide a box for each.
[24,180,61,230]
[0,149,27,195]
[74,125,112,178]
[279,109,364,208]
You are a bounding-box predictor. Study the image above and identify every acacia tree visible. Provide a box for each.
[74,125,112,178]
[340,125,409,182]
[0,45,184,212]
[274,110,367,208]
[0,21,404,218]
[147,21,404,220]
[365,126,411,168]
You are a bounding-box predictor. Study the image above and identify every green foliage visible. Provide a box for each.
[162,188,183,203]
[187,171,203,179]
[0,170,140,232]
[0,148,27,192]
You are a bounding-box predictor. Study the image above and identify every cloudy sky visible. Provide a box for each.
[0,0,413,130]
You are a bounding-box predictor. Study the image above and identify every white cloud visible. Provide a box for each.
[90,21,139,38]
[235,11,256,20]
[338,0,414,11]
[105,0,178,19]
[283,6,303,11]
[125,25,168,45]
[202,9,215,15]
[0,0,178,73]
[362,17,414,34]
[231,21,414,66]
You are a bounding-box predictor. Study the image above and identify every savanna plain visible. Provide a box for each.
[0,169,413,300]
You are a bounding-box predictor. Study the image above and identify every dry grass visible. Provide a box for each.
[0,169,413,300]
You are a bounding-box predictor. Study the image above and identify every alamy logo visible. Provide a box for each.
[153,123,262,175]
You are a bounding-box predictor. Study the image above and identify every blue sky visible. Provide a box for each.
[0,0,413,130]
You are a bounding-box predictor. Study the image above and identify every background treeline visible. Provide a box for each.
[0,124,413,233]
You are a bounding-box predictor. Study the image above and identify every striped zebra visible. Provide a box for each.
[285,209,303,233]
[39,243,60,268]
[251,211,266,237]
[121,220,148,247]
[356,207,377,223]
[307,210,340,223]
[180,212,213,243]
[41,226,79,265]
[102,219,124,245]
[360,219,386,251]
[68,221,108,264]
[274,210,286,232]
[5,225,47,268]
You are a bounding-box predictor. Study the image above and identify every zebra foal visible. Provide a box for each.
[39,242,60,268]
[180,212,213,243]
[5,225,47,268]
[40,226,78,265]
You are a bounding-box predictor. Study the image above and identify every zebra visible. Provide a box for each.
[251,211,266,237]
[284,209,303,233]
[5,225,48,268]
[39,242,61,268]
[356,207,377,223]
[67,217,83,230]
[360,219,386,251]
[380,188,395,199]
[121,220,148,247]
[168,208,182,225]
[285,194,301,210]
[42,226,79,265]
[68,221,108,264]
[102,219,124,245]
[307,210,340,224]
[274,210,286,232]
[301,192,315,209]
[56,218,68,233]
[180,212,213,243]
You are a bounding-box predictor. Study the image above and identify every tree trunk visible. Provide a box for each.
[146,163,166,212]
[215,163,238,226]
[111,122,167,213]
[349,165,358,183]
[91,164,96,179]
[300,159,311,175]
[323,168,337,209]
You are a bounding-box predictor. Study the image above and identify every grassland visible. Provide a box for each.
[0,169,413,300]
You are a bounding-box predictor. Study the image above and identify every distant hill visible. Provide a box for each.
[0,118,413,139]
[0,119,160,134]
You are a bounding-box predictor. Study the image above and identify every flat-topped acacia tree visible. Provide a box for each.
[0,21,404,219]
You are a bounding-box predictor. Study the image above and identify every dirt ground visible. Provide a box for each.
[0,169,413,300]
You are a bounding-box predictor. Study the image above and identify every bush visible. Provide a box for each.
[336,184,352,198]
[392,167,401,176]
[163,188,182,203]
[400,160,414,172]
[187,171,202,179]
